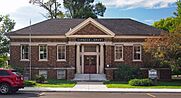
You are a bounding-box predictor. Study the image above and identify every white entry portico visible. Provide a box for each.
[75,43,105,74]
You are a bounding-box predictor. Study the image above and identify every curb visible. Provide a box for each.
[19,88,181,93]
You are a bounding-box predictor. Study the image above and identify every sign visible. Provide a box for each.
[76,38,104,42]
[148,69,157,79]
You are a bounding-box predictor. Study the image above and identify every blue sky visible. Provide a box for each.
[0,0,178,30]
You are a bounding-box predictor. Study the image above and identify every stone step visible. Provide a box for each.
[73,74,107,82]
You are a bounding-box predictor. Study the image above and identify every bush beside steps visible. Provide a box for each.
[129,79,154,86]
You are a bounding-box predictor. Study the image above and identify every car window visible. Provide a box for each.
[12,70,21,76]
[0,70,10,76]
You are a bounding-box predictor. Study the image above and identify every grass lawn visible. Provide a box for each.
[26,80,76,88]
[104,80,181,89]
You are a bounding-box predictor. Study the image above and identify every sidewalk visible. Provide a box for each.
[20,82,181,93]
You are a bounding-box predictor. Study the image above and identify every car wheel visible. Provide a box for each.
[0,83,10,94]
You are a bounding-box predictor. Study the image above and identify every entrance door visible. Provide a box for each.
[84,55,96,74]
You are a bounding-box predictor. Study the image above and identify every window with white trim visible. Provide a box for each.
[21,45,29,60]
[39,70,48,79]
[133,45,142,61]
[57,45,66,61]
[39,45,48,60]
[57,70,66,79]
[115,45,123,61]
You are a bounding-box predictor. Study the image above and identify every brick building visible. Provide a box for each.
[7,18,171,80]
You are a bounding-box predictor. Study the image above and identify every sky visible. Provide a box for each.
[0,0,178,31]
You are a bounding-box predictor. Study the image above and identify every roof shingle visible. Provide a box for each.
[7,18,164,36]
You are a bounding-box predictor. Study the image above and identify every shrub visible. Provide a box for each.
[24,80,36,87]
[35,75,46,83]
[129,79,154,86]
[114,64,140,81]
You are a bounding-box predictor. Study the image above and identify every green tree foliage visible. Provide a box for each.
[114,64,140,81]
[144,32,181,74]
[0,55,8,68]
[153,0,181,32]
[153,17,176,32]
[0,15,15,55]
[29,0,64,19]
[63,0,106,18]
[174,0,181,17]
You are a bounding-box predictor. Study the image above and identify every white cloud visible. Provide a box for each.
[98,0,177,9]
[144,19,156,25]
[0,0,64,30]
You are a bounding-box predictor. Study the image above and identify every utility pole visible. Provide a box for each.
[29,19,32,80]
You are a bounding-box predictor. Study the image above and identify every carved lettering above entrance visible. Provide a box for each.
[76,38,104,42]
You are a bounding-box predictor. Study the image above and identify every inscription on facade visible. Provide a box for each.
[76,38,104,42]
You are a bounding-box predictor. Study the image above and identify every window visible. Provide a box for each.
[84,45,96,52]
[39,45,48,60]
[0,70,10,76]
[39,70,47,79]
[57,70,66,79]
[57,45,66,61]
[133,45,142,61]
[115,45,123,61]
[21,45,29,60]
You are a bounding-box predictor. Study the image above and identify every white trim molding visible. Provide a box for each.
[66,35,114,38]
[57,44,66,61]
[11,42,67,46]
[114,44,124,61]
[114,36,161,39]
[65,17,115,37]
[20,44,29,61]
[39,44,48,61]
[9,36,66,39]
[133,44,142,62]
[113,42,144,46]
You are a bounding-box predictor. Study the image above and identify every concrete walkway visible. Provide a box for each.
[20,82,181,93]
[73,82,107,90]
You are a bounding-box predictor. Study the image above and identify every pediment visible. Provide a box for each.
[65,17,115,37]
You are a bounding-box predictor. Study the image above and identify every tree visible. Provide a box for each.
[29,0,64,19]
[153,0,181,32]
[144,32,181,73]
[174,0,181,17]
[153,17,176,32]
[63,0,106,18]
[0,15,15,55]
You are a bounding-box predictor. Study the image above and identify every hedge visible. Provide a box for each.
[129,79,154,86]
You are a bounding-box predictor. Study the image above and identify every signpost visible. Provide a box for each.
[148,69,158,85]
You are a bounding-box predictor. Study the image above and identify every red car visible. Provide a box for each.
[0,68,24,94]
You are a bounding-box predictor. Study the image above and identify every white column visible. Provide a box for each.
[96,45,99,74]
[81,45,84,74]
[100,44,104,74]
[76,44,81,73]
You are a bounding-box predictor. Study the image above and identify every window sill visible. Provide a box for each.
[57,60,66,62]
[39,59,48,61]
[114,59,124,62]
[20,59,30,61]
[133,60,142,62]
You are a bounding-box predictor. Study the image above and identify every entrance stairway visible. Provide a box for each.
[73,74,107,82]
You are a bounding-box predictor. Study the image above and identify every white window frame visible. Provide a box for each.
[133,44,142,61]
[39,70,48,79]
[114,44,124,61]
[57,45,66,61]
[20,44,29,61]
[39,44,48,61]
[57,70,66,79]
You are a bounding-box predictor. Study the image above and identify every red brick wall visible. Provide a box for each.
[104,45,143,68]
[74,24,107,35]
[10,45,75,68]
